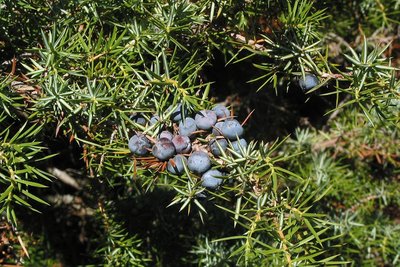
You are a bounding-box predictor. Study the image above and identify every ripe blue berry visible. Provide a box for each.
[188,151,211,174]
[128,134,151,156]
[212,121,224,136]
[172,135,191,154]
[131,113,146,125]
[195,110,217,130]
[167,155,187,175]
[179,117,197,137]
[231,138,248,154]
[150,115,160,125]
[159,130,174,141]
[201,169,223,189]
[196,192,207,199]
[168,103,185,122]
[209,138,228,156]
[152,138,176,161]
[299,73,319,92]
[212,105,230,119]
[221,119,244,140]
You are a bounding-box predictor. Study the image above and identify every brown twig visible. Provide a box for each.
[47,167,81,190]
[241,109,255,126]
[231,33,267,51]
[273,217,292,266]
[347,195,381,213]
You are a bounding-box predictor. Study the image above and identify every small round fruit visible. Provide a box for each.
[188,151,211,174]
[221,119,244,140]
[131,113,146,125]
[212,105,230,119]
[209,138,228,156]
[159,131,174,141]
[196,192,207,199]
[152,138,176,161]
[150,115,160,125]
[212,121,224,136]
[231,138,248,154]
[299,73,319,92]
[167,155,187,175]
[201,169,223,189]
[172,135,191,154]
[195,110,217,130]
[179,117,197,137]
[168,103,185,122]
[128,134,151,156]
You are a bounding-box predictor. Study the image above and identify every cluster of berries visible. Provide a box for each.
[128,104,247,190]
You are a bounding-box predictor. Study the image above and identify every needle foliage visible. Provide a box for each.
[0,0,399,266]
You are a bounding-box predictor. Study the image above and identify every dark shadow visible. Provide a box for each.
[115,187,242,267]
[204,49,338,142]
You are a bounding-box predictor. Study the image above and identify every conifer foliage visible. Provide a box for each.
[0,0,399,266]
